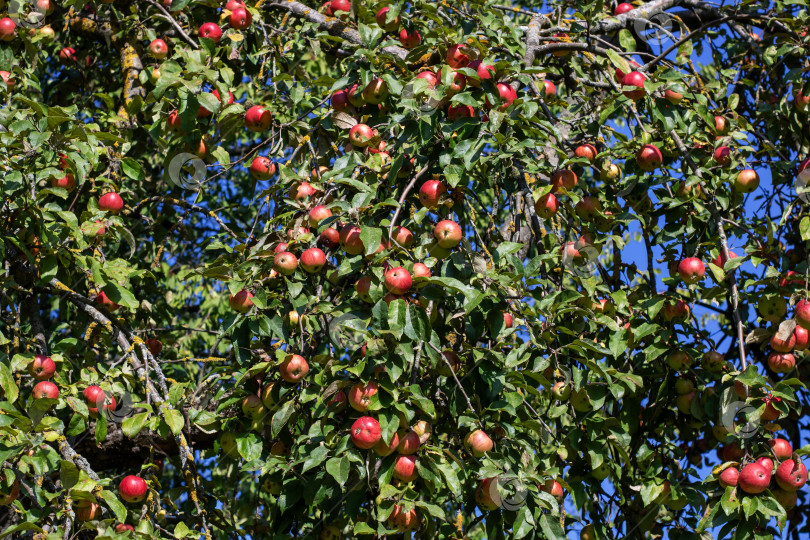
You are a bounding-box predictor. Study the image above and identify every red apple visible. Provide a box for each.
[393,455,418,482]
[374,431,399,456]
[575,143,598,162]
[614,2,634,15]
[390,226,414,247]
[198,22,222,43]
[715,115,730,135]
[419,180,446,208]
[32,381,58,400]
[762,394,782,421]
[466,60,495,87]
[757,456,774,473]
[712,250,737,268]
[464,430,493,457]
[776,459,807,491]
[230,7,252,29]
[713,146,731,166]
[718,467,738,488]
[348,381,378,411]
[280,354,309,383]
[300,248,326,273]
[167,110,183,133]
[622,71,647,100]
[75,502,101,521]
[351,416,382,449]
[574,196,602,221]
[198,89,234,117]
[115,524,135,533]
[96,291,120,311]
[289,181,317,202]
[388,504,419,531]
[59,47,76,63]
[0,71,15,91]
[636,144,662,171]
[446,44,469,68]
[434,220,462,249]
[541,478,564,500]
[738,462,770,494]
[53,173,77,191]
[734,169,759,193]
[348,124,374,147]
[768,352,795,373]
[770,332,796,353]
[376,7,400,32]
[146,337,163,356]
[796,299,810,330]
[319,227,340,249]
[448,104,475,121]
[28,355,56,380]
[677,257,705,284]
[614,59,640,83]
[249,156,276,180]
[362,78,388,104]
[550,169,577,191]
[330,0,351,14]
[149,39,168,59]
[664,88,683,104]
[534,192,558,219]
[399,28,421,49]
[339,224,364,255]
[794,325,809,351]
[245,105,272,132]
[769,439,793,460]
[384,267,412,295]
[415,70,438,87]
[493,82,517,111]
[503,312,513,328]
[412,262,431,279]
[0,18,16,41]
[476,477,501,510]
[331,89,350,111]
[542,79,557,96]
[119,475,147,503]
[99,192,124,213]
[445,70,467,95]
[397,430,421,455]
[229,290,254,313]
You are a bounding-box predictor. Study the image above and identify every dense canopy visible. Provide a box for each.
[2,0,810,539]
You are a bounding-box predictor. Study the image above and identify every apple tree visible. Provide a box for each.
[2,0,810,538]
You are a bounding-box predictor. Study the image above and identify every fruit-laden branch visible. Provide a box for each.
[47,279,212,537]
[667,130,748,369]
[143,0,200,49]
[266,0,409,60]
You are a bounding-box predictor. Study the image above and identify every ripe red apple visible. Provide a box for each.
[757,456,774,473]
[339,224,364,255]
[415,70,438,87]
[0,70,15,91]
[636,144,662,171]
[331,89,350,111]
[711,250,737,268]
[575,143,598,162]
[662,298,690,322]
[622,71,647,100]
[362,78,388,104]
[738,462,771,494]
[775,459,807,491]
[376,7,400,32]
[99,192,124,213]
[0,17,16,41]
[614,2,634,15]
[330,0,351,14]
[534,192,558,219]
[198,89,234,117]
[384,267,412,295]
[149,39,168,59]
[348,381,378,411]
[445,70,467,95]
[466,59,495,87]
[115,524,135,533]
[419,180,446,208]
[664,88,683,104]
[503,312,514,328]
[198,23,222,43]
[229,290,254,313]
[245,105,272,132]
[351,416,381,449]
[574,196,602,221]
[272,251,297,275]
[398,28,421,49]
[794,325,809,351]
[412,262,431,279]
[464,430,493,457]
[32,381,59,400]
[541,478,564,500]
[388,504,419,532]
[28,355,56,380]
[225,0,246,10]
[308,205,333,227]
[249,156,276,180]
[373,431,399,456]
[326,389,346,412]
[300,248,326,273]
[388,226,413,248]
[230,7,252,29]
[397,430,421,454]
[718,467,738,488]
[434,220,462,249]
[448,104,475,121]
[393,455,418,482]
[714,115,730,135]
[614,59,640,83]
[768,439,793,461]
[678,257,705,284]
[550,169,577,191]
[493,82,517,111]
[167,110,184,133]
[476,477,501,510]
[280,354,309,383]
[319,227,340,249]
[119,475,147,503]
[713,146,731,166]
[770,332,796,353]
[762,394,782,421]
[59,47,76,63]
[446,44,469,68]
[734,169,759,193]
[348,124,374,147]
[83,385,110,413]
[96,291,120,311]
[541,79,557,97]
[796,299,810,330]
[50,172,75,190]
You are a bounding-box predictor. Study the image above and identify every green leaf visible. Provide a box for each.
[121,157,145,181]
[162,409,184,435]
[618,29,636,52]
[360,227,382,256]
[101,283,139,309]
[271,400,295,438]
[122,412,149,438]
[325,455,350,484]
[0,362,18,404]
[99,489,127,522]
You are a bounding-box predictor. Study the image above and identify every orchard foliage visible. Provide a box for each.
[3,0,810,539]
